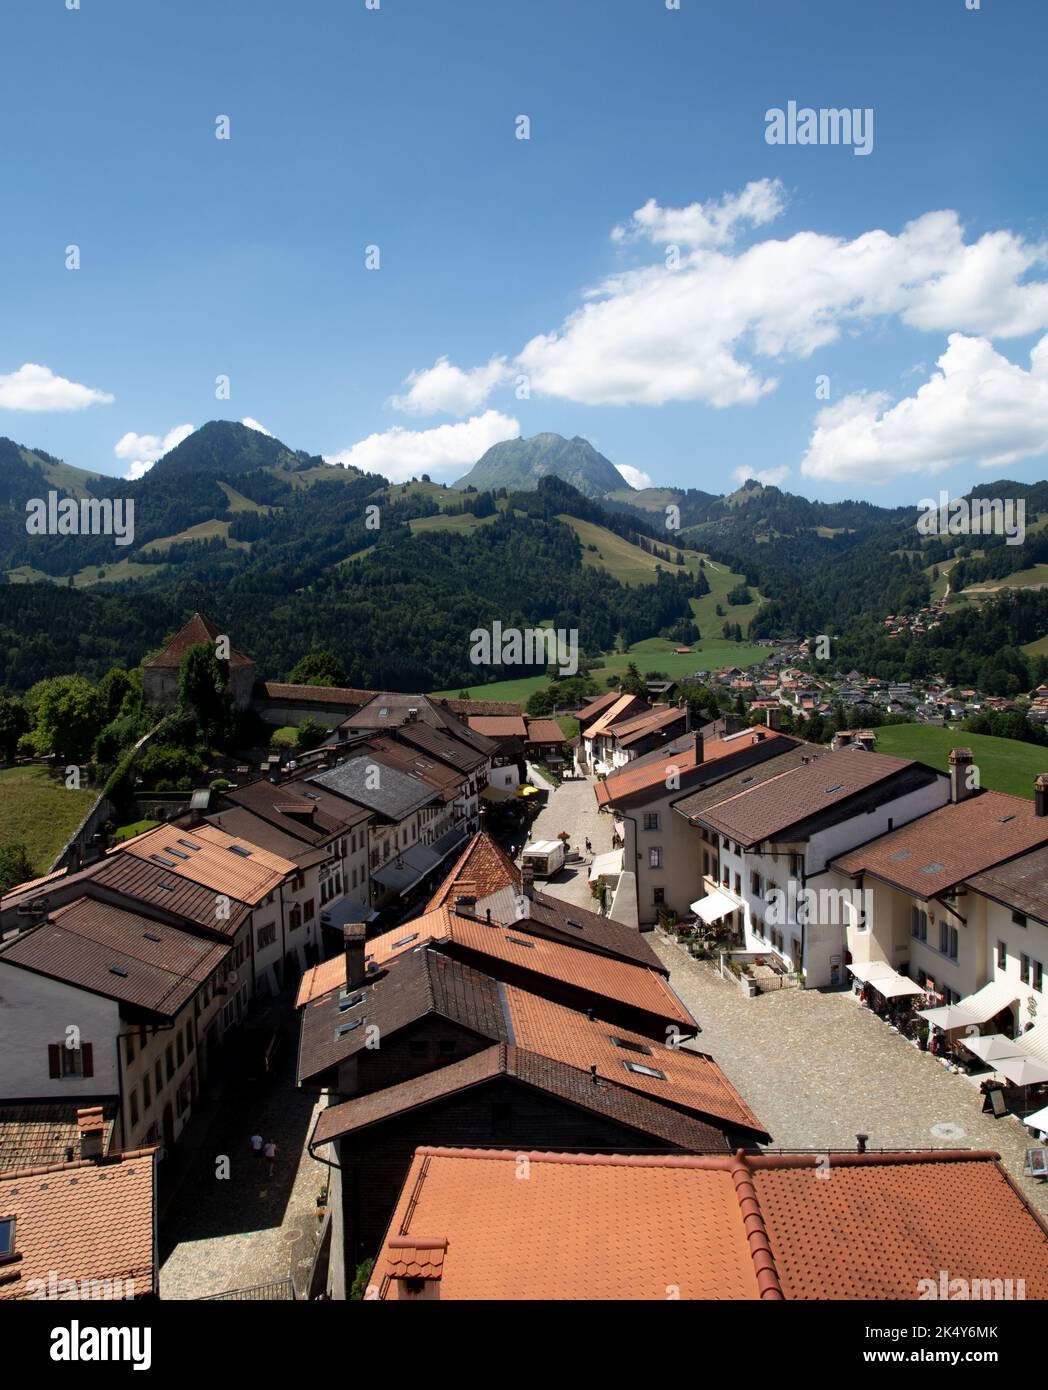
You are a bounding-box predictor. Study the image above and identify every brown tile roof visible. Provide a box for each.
[0,1148,157,1300]
[583,694,649,739]
[526,888,665,971]
[697,746,921,847]
[594,728,788,808]
[390,720,491,771]
[365,907,697,1031]
[295,953,348,1008]
[834,791,1048,898]
[503,988,767,1138]
[466,716,528,738]
[360,738,465,802]
[672,741,823,821]
[426,831,521,911]
[120,823,293,904]
[576,690,626,724]
[260,681,375,706]
[0,897,229,1018]
[0,1103,117,1173]
[88,854,251,938]
[370,1148,1048,1301]
[221,778,355,842]
[312,1044,726,1150]
[967,844,1048,924]
[145,612,253,669]
[297,949,509,1086]
[344,695,498,757]
[607,704,686,744]
[524,718,566,745]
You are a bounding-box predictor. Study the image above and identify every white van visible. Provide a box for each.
[521,839,567,879]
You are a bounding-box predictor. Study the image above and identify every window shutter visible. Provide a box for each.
[48,1044,61,1078]
[82,1043,94,1078]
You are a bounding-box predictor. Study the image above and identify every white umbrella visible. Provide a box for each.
[994,1055,1048,1087]
[1022,1103,1048,1133]
[964,1033,1025,1063]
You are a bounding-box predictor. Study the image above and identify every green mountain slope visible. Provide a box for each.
[453,432,627,499]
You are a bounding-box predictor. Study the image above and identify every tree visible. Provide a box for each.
[296,716,327,750]
[0,842,34,895]
[289,650,347,687]
[178,644,231,746]
[26,676,103,762]
[620,662,647,697]
[96,667,133,722]
[0,697,29,763]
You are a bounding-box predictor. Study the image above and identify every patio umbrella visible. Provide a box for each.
[994,1056,1048,1087]
[1022,1103,1048,1133]
[964,1033,1026,1063]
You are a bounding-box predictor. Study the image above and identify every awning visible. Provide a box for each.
[1022,1103,1048,1132]
[994,1055,1048,1087]
[848,960,923,997]
[372,842,442,894]
[1009,1020,1048,1069]
[588,850,623,883]
[482,784,516,803]
[919,979,1019,1032]
[691,890,736,925]
[516,784,540,798]
[964,1032,1025,1064]
[320,898,378,929]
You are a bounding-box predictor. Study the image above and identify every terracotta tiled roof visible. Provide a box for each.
[595,728,790,809]
[205,807,329,868]
[89,854,251,937]
[834,791,1048,897]
[608,705,687,747]
[120,823,293,904]
[426,831,521,911]
[0,897,229,1018]
[0,1103,118,1173]
[312,1044,725,1150]
[583,694,649,739]
[967,844,1048,925]
[523,718,566,745]
[295,953,347,1007]
[366,907,697,1031]
[371,1148,1048,1301]
[145,612,252,669]
[525,888,665,971]
[698,746,921,847]
[503,988,767,1138]
[386,1237,447,1280]
[0,1149,157,1300]
[260,681,375,706]
[221,778,356,842]
[576,690,625,724]
[436,699,524,717]
[672,741,822,821]
[466,716,528,738]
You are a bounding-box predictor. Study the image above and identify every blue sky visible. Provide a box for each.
[1,0,1047,505]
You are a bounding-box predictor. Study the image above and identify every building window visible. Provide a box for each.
[125,1034,135,1065]
[1036,961,1045,994]
[938,922,958,961]
[155,1060,163,1093]
[289,905,302,932]
[997,941,1008,969]
[649,847,662,869]
[303,899,315,922]
[911,906,928,942]
[257,921,277,950]
[176,1033,185,1067]
[60,1047,83,1079]
[129,1089,139,1127]
[751,871,763,897]
[1022,954,1031,986]
[653,887,665,906]
[143,1073,152,1110]
[734,873,741,895]
[642,813,660,831]
[1013,912,1028,929]
[166,1045,175,1082]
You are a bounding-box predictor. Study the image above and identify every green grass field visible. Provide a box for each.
[0,765,99,875]
[111,818,160,843]
[407,512,498,537]
[1023,634,1048,659]
[873,724,1048,800]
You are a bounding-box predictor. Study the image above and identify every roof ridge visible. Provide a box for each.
[0,1145,157,1183]
[726,1150,783,1300]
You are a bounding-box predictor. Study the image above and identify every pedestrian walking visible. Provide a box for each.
[251,1131,263,1160]
[264,1139,276,1177]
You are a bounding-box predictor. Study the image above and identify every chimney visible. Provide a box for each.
[388,1237,446,1300]
[77,1106,106,1161]
[693,731,704,762]
[949,747,975,804]
[590,1064,598,1084]
[1037,774,1048,819]
[343,922,367,990]
[856,1133,869,1155]
[407,707,419,723]
[521,863,534,897]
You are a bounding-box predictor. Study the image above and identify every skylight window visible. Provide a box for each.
[825,783,844,794]
[338,993,364,1012]
[392,932,419,949]
[110,966,129,978]
[889,849,913,862]
[336,1019,363,1037]
[0,1217,14,1257]
[164,846,190,860]
[505,935,535,949]
[623,1061,666,1080]
[149,854,176,868]
[143,932,162,943]
[156,880,176,892]
[228,845,253,858]
[610,1036,653,1056]
[998,814,1016,824]
[177,838,202,851]
[920,862,945,875]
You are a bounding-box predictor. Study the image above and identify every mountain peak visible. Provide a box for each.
[452,431,627,500]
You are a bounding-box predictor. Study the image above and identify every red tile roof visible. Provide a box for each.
[834,790,1048,897]
[594,728,785,808]
[466,716,528,738]
[260,681,375,706]
[0,1149,157,1300]
[371,1148,1048,1301]
[145,612,253,668]
[524,718,567,745]
[583,694,649,739]
[425,831,521,911]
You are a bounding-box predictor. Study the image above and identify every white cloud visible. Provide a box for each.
[114,423,194,480]
[612,179,787,249]
[800,333,1048,482]
[732,465,790,487]
[0,363,114,412]
[390,356,511,417]
[324,410,521,483]
[615,464,653,489]
[241,417,273,436]
[391,192,1048,415]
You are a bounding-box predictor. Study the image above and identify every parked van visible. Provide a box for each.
[521,839,566,879]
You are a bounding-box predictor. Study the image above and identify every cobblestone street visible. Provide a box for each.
[525,768,613,912]
[654,933,1048,1218]
[158,1015,329,1300]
